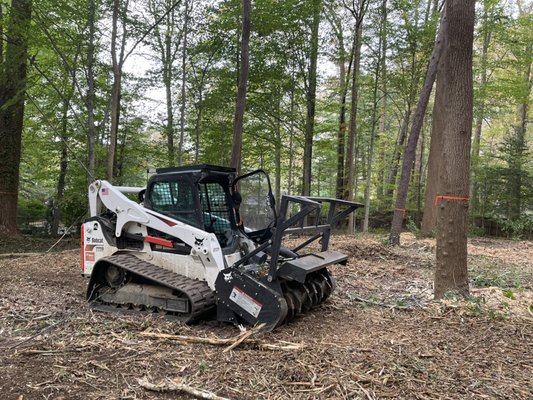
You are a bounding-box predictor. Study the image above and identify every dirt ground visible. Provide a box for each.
[0,233,531,400]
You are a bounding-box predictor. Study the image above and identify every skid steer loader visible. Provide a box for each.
[81,165,362,331]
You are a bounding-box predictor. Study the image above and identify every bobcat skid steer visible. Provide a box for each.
[81,165,362,331]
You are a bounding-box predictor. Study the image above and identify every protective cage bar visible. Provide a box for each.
[266,195,363,282]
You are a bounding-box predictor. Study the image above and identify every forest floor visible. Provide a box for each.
[0,233,531,400]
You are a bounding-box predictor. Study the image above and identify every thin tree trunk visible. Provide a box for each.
[230,0,251,174]
[51,98,69,237]
[434,0,475,299]
[335,41,347,199]
[469,0,492,216]
[345,20,364,232]
[362,0,387,232]
[107,0,123,181]
[384,105,410,201]
[86,0,97,181]
[288,75,295,196]
[508,41,532,221]
[274,93,282,205]
[302,0,322,197]
[0,3,3,66]
[390,10,445,245]
[375,4,388,208]
[178,0,190,166]
[0,0,32,236]
[416,121,426,224]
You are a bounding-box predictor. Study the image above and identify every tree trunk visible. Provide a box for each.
[274,93,282,206]
[86,0,97,181]
[345,20,364,232]
[51,98,69,237]
[375,3,388,208]
[230,0,251,174]
[107,0,128,181]
[302,0,322,197]
[384,105,410,202]
[0,3,3,66]
[178,0,190,166]
[107,0,121,181]
[508,41,532,221]
[434,0,475,299]
[469,0,492,217]
[335,36,347,199]
[362,0,387,232]
[0,0,32,236]
[390,10,445,245]
[288,75,295,196]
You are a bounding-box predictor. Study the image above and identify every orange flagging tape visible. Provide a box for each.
[434,195,469,206]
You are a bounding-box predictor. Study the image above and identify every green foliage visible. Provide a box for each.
[3,0,530,239]
[470,269,522,289]
[495,214,533,240]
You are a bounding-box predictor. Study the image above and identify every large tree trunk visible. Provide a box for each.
[0,0,32,236]
[434,0,475,299]
[389,10,445,245]
[230,0,251,174]
[301,0,321,197]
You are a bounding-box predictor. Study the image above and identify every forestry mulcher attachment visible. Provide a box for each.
[82,165,362,331]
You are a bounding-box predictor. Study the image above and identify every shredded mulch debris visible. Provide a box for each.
[0,234,531,400]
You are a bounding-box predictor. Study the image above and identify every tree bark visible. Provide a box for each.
[390,10,445,245]
[362,0,387,232]
[51,98,69,237]
[107,0,128,181]
[0,0,32,236]
[0,3,4,66]
[469,0,492,217]
[230,0,251,174]
[178,0,190,166]
[434,0,475,299]
[86,0,97,181]
[301,0,322,197]
[508,40,532,221]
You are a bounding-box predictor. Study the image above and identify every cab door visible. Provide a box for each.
[233,170,277,243]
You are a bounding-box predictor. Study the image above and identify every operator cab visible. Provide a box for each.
[143,164,276,248]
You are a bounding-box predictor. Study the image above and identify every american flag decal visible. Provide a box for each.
[101,188,109,195]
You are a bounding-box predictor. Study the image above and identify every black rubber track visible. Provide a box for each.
[88,253,216,322]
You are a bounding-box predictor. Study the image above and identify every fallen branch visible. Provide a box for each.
[140,324,303,351]
[138,377,229,400]
[223,323,265,352]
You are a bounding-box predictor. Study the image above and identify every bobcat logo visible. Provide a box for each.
[194,237,205,246]
[223,272,233,283]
